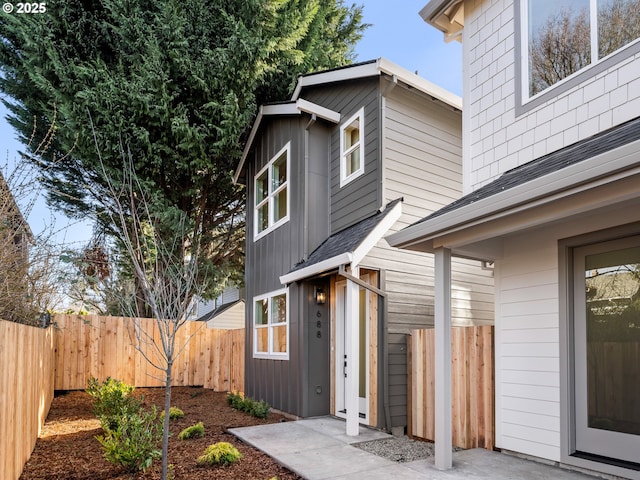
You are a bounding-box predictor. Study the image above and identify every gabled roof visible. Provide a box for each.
[291,58,462,110]
[388,116,640,251]
[280,198,403,284]
[196,299,244,323]
[233,99,340,184]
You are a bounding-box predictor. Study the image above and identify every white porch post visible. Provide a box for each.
[434,247,452,469]
[345,265,360,436]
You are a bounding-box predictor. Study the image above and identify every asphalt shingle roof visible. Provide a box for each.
[285,198,403,276]
[413,115,640,226]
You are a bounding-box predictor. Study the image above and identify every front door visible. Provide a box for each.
[335,281,369,422]
[573,235,640,464]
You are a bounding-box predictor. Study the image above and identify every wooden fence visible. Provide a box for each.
[0,319,55,480]
[53,314,244,392]
[408,326,494,449]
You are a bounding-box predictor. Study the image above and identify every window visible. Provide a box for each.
[340,108,364,187]
[253,289,288,359]
[254,143,289,239]
[523,0,640,99]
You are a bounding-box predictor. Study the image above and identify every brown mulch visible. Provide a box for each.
[20,387,303,480]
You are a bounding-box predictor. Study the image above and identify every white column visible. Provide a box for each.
[434,247,452,469]
[345,265,360,436]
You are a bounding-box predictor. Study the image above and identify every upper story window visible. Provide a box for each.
[253,288,288,359]
[524,0,640,99]
[340,108,364,187]
[254,143,289,240]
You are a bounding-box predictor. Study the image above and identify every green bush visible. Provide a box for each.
[226,391,270,419]
[160,406,185,420]
[96,406,162,472]
[197,442,242,466]
[86,377,141,430]
[179,422,205,440]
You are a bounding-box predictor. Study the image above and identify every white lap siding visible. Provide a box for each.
[495,229,561,461]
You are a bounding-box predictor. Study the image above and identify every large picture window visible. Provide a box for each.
[340,108,364,187]
[254,143,289,239]
[524,0,640,98]
[253,289,288,359]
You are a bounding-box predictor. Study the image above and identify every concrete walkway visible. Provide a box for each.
[229,417,599,480]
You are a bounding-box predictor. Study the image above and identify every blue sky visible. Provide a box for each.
[0,1,462,242]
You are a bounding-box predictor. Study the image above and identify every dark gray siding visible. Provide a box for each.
[303,78,382,233]
[244,116,306,415]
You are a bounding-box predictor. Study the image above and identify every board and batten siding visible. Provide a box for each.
[303,78,382,233]
[244,116,308,416]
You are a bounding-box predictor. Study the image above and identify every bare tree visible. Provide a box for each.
[0,120,67,325]
[529,6,591,96]
[93,135,209,480]
[530,0,640,96]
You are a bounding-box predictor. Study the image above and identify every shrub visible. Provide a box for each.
[86,377,141,430]
[96,406,162,472]
[227,391,270,419]
[197,442,242,466]
[160,406,185,420]
[179,422,205,440]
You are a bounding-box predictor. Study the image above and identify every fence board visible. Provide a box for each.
[52,314,244,392]
[0,319,55,480]
[409,326,494,450]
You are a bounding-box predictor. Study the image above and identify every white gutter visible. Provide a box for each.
[234,100,340,184]
[279,200,403,285]
[291,58,461,111]
[387,138,640,250]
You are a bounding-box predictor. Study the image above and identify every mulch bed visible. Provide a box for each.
[20,387,303,480]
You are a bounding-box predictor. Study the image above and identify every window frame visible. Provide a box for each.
[253,142,290,241]
[252,288,289,360]
[339,108,365,188]
[517,0,640,112]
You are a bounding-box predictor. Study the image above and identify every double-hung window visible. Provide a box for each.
[253,289,288,359]
[340,108,364,187]
[522,0,640,99]
[254,143,289,239]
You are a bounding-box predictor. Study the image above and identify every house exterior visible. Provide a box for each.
[190,286,245,329]
[388,1,640,477]
[234,58,493,435]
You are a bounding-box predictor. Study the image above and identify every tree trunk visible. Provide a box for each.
[162,360,173,480]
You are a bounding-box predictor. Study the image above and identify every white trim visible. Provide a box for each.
[253,143,290,241]
[279,253,353,285]
[278,200,403,284]
[252,288,289,360]
[352,200,403,267]
[291,58,462,111]
[387,139,640,251]
[340,108,365,188]
[234,101,340,184]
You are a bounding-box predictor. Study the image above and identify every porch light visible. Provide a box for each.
[314,287,326,305]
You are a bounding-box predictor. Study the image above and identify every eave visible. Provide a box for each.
[291,58,462,111]
[233,99,340,184]
[419,0,465,42]
[387,138,640,255]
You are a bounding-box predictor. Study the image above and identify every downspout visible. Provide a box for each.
[302,114,317,260]
[338,265,391,432]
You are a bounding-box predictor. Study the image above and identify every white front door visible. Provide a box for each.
[335,281,369,422]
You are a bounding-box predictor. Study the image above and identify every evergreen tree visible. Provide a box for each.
[0,0,366,306]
